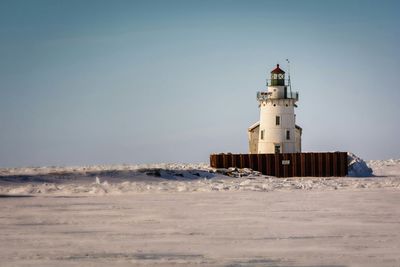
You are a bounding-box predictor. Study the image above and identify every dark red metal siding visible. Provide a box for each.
[210,152,348,178]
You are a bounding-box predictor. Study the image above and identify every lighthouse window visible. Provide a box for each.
[286,130,290,140]
[275,116,280,126]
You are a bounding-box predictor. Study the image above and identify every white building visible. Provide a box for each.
[248,64,302,154]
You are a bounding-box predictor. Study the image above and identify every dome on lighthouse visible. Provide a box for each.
[270,64,285,74]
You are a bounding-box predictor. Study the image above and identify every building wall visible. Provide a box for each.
[267,85,286,99]
[248,125,259,154]
[258,91,297,153]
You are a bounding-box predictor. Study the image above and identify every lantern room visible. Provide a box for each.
[270,64,285,86]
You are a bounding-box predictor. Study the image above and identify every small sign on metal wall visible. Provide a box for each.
[282,160,290,165]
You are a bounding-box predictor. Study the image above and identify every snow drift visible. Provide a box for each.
[1,155,399,196]
[2,174,399,196]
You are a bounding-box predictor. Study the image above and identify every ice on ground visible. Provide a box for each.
[348,152,373,177]
[0,155,399,195]
[1,155,400,267]
[368,158,400,177]
[1,189,400,267]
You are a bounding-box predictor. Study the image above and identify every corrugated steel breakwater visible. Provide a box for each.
[210,152,348,178]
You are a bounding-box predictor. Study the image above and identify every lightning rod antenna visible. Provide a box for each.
[286,59,292,95]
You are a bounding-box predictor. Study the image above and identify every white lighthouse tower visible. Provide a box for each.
[248,64,302,154]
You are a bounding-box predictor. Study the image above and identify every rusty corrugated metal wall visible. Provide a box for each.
[210,152,348,177]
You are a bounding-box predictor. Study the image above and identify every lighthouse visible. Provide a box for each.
[210,63,348,177]
[248,64,302,154]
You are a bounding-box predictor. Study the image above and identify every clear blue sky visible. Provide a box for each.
[0,0,399,167]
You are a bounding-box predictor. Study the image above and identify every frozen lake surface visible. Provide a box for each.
[0,159,400,266]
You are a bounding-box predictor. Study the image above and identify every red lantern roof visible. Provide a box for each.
[270,64,285,74]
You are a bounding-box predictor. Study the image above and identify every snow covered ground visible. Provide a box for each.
[0,158,399,195]
[0,159,400,266]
